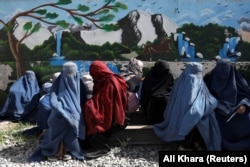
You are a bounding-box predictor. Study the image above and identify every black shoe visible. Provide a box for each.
[88,133,110,150]
[22,127,42,136]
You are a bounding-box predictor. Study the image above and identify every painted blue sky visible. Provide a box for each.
[0,0,250,31]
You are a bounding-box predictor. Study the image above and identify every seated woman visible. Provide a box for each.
[140,59,174,124]
[120,58,144,114]
[82,60,128,156]
[204,58,250,150]
[0,70,40,122]
[22,82,52,136]
[154,62,221,151]
[29,61,86,162]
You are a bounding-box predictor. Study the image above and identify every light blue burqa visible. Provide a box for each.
[0,70,40,122]
[29,62,86,162]
[153,62,221,151]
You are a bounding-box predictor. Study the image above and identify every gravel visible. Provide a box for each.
[0,121,177,167]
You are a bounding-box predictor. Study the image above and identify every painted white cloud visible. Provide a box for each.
[238,17,250,32]
[240,22,250,32]
[200,8,215,17]
[174,11,198,26]
[223,13,233,19]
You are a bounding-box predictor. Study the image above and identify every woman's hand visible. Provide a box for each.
[236,105,246,114]
[226,105,246,123]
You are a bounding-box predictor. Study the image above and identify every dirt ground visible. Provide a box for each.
[0,120,18,132]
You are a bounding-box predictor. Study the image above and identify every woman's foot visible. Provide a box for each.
[47,154,72,161]
[47,156,58,161]
[177,145,193,151]
[63,154,72,161]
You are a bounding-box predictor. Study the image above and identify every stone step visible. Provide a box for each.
[108,111,166,146]
[109,125,165,146]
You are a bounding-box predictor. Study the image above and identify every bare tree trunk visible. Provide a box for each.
[7,31,25,78]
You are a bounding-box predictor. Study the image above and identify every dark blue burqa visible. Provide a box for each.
[204,59,250,150]
[29,62,86,162]
[31,82,52,131]
[0,70,40,122]
[154,62,221,151]
[36,94,51,131]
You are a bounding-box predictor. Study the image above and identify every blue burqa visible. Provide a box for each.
[204,59,250,150]
[154,62,221,151]
[31,82,52,131]
[0,70,40,122]
[36,95,51,131]
[29,62,86,162]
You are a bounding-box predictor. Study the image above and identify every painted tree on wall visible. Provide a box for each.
[0,0,127,78]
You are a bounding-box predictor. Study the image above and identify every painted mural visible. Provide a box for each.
[0,0,250,92]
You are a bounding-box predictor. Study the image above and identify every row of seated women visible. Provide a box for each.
[0,59,140,162]
[145,58,250,151]
[0,58,250,163]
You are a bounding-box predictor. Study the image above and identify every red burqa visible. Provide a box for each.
[83,61,128,136]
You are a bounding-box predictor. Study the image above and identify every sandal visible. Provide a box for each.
[63,154,72,161]
[47,156,58,162]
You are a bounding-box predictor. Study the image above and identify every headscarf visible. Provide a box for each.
[81,73,94,99]
[154,62,221,151]
[83,60,128,136]
[49,72,61,83]
[0,70,40,121]
[120,58,144,113]
[121,58,143,80]
[41,82,52,94]
[121,58,143,92]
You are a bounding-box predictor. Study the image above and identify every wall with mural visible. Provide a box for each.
[0,0,250,92]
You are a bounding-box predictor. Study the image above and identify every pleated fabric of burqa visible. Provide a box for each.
[204,58,250,150]
[154,62,221,151]
[29,61,86,162]
[0,70,40,122]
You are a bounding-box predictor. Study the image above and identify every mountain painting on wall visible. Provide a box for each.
[0,0,250,82]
